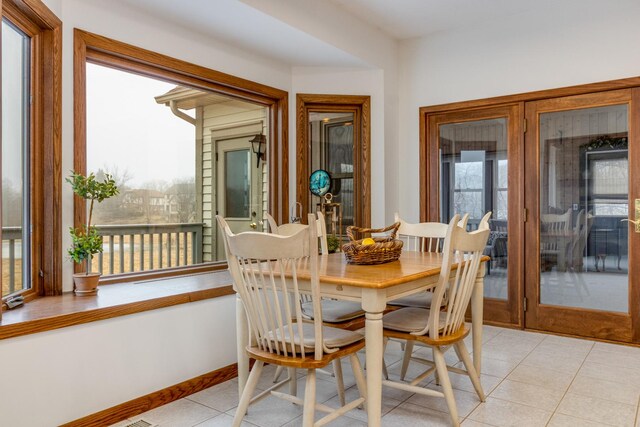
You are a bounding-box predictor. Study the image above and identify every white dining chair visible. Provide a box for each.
[389,211,490,381]
[218,214,367,427]
[265,211,365,405]
[382,214,490,427]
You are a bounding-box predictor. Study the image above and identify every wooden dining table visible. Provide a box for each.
[234,250,487,427]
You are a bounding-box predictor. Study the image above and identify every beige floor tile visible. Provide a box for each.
[461,419,495,427]
[195,413,257,426]
[458,356,519,379]
[281,413,367,427]
[446,371,503,395]
[586,347,640,371]
[188,380,242,412]
[485,334,542,351]
[322,385,401,422]
[569,374,640,405]
[107,420,134,427]
[541,334,595,352]
[406,384,482,417]
[556,392,637,426]
[593,341,640,357]
[489,379,564,411]
[140,398,221,427]
[528,341,591,360]
[579,361,640,386]
[481,342,533,364]
[468,397,552,426]
[225,393,303,427]
[546,413,605,427]
[382,401,458,426]
[506,364,574,392]
[520,348,585,375]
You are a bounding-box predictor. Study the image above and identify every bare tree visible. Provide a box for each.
[166,177,196,223]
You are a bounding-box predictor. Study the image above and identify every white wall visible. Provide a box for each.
[0,295,237,426]
[1,1,289,425]
[397,0,640,221]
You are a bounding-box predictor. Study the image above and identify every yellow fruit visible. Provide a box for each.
[362,238,375,246]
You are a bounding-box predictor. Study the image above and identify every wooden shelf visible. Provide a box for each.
[0,271,234,340]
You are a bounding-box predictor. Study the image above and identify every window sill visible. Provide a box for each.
[0,271,234,341]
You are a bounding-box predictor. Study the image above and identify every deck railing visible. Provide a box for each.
[2,226,23,295]
[91,223,204,275]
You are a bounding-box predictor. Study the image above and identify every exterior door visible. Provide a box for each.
[215,136,263,257]
[426,104,524,326]
[524,89,640,342]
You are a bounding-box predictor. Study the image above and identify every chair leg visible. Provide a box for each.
[302,369,317,427]
[273,365,283,383]
[455,341,485,401]
[433,347,440,385]
[233,360,264,427]
[349,353,367,411]
[433,347,459,427]
[400,340,414,381]
[382,337,389,380]
[288,368,298,396]
[333,360,346,406]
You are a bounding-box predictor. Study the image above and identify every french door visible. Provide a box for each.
[524,89,640,342]
[425,104,524,326]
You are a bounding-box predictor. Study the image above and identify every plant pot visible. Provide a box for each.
[73,272,101,296]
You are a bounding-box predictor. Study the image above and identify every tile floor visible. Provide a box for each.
[113,325,640,426]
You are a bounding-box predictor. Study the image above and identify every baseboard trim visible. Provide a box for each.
[62,362,239,427]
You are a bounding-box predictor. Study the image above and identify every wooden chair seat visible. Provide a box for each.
[247,340,365,369]
[384,323,470,347]
[268,323,364,351]
[387,291,439,309]
[301,300,365,323]
[382,306,448,334]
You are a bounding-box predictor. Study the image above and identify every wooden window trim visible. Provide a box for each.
[73,29,289,282]
[296,94,371,227]
[1,0,62,308]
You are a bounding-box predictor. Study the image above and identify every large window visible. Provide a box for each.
[1,0,61,302]
[75,30,288,282]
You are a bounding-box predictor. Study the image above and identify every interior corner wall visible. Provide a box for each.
[397,2,640,222]
[0,0,293,425]
[291,67,388,227]
[0,296,237,426]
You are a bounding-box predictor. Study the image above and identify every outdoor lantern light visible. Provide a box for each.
[250,133,267,167]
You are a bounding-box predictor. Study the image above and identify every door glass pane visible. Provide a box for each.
[308,112,355,230]
[539,104,628,312]
[225,150,250,218]
[2,20,31,297]
[440,118,508,299]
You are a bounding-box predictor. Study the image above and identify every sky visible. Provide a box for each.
[86,63,196,188]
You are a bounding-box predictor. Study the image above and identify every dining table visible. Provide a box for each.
[234,250,487,427]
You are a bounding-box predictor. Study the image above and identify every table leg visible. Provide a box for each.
[471,264,485,375]
[362,289,387,427]
[236,294,249,397]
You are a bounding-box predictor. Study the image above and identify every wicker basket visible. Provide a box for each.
[342,222,403,265]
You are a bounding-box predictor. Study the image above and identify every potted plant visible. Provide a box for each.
[67,171,119,295]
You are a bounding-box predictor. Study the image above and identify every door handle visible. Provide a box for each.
[621,199,640,233]
[250,222,257,229]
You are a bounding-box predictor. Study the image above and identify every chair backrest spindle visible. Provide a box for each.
[218,213,326,361]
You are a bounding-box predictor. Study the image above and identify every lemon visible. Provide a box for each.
[362,238,376,246]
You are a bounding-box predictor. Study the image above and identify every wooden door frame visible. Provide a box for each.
[524,89,639,342]
[420,75,640,339]
[296,94,371,227]
[423,104,524,326]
